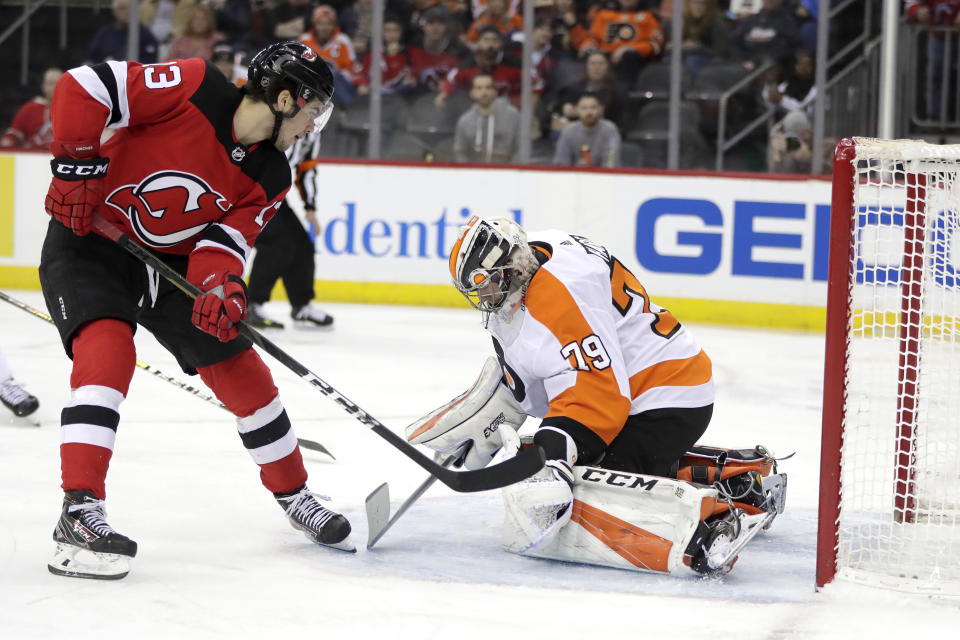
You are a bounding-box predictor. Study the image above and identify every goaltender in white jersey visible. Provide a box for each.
[407,216,787,576]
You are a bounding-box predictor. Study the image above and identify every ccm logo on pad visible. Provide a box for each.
[581,468,658,490]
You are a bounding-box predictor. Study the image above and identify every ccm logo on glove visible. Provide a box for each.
[45,156,109,236]
[51,158,110,180]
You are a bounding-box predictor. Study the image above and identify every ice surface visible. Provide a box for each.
[1,291,958,638]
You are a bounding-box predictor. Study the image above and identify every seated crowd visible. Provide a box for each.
[3,0,831,172]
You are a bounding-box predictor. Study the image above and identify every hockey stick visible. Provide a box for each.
[365,448,466,549]
[90,216,545,492]
[0,289,334,459]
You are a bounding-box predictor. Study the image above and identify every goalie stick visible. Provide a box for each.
[0,289,334,458]
[90,216,546,492]
[365,448,466,549]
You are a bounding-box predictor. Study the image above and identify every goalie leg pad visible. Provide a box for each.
[506,466,721,576]
[406,356,526,470]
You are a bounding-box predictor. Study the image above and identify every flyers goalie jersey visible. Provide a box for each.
[52,58,292,276]
[488,231,714,449]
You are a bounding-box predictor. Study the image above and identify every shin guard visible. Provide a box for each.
[62,319,135,499]
[198,349,307,493]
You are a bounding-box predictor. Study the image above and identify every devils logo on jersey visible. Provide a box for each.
[104,171,232,248]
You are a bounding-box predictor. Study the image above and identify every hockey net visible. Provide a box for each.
[817,137,960,594]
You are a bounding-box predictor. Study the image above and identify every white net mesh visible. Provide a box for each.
[837,137,960,594]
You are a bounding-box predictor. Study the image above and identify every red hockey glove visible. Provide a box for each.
[191,271,248,342]
[45,156,109,236]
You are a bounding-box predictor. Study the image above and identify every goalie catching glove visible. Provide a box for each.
[405,356,526,470]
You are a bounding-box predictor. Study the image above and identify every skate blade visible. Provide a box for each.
[291,322,334,331]
[48,543,132,580]
[320,538,357,553]
[5,414,40,428]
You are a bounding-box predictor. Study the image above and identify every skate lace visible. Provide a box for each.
[68,499,117,537]
[281,489,335,531]
[0,378,30,405]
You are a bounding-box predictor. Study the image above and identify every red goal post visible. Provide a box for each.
[818,137,960,595]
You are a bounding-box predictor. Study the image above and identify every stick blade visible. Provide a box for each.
[297,437,336,461]
[365,482,391,549]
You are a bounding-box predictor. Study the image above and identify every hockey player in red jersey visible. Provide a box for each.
[407,216,788,576]
[40,41,351,580]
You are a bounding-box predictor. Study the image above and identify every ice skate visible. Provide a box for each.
[275,486,354,552]
[246,303,285,330]
[1,377,39,419]
[48,490,138,580]
[291,304,334,328]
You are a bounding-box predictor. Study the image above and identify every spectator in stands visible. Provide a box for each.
[544,0,580,54]
[529,18,564,91]
[907,0,960,120]
[409,5,471,93]
[349,0,424,57]
[727,0,763,19]
[211,42,246,84]
[436,24,542,109]
[465,0,524,46]
[1,67,62,149]
[453,72,522,163]
[447,0,474,38]
[301,5,360,107]
[87,0,159,63]
[166,4,225,60]
[545,50,626,134]
[730,0,800,70]
[471,0,520,19]
[399,0,444,43]
[140,0,196,60]
[768,109,831,174]
[762,49,816,120]
[208,0,256,53]
[662,0,729,76]
[271,0,315,40]
[552,91,621,167]
[347,0,375,58]
[355,15,418,95]
[574,0,664,85]
[794,0,819,51]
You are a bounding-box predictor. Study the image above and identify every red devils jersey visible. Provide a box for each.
[408,37,469,92]
[51,58,291,277]
[1,98,53,149]
[442,53,543,108]
[355,48,413,93]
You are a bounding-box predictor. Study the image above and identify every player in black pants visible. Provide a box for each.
[246,131,333,329]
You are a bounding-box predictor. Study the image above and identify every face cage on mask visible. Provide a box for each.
[457,266,513,317]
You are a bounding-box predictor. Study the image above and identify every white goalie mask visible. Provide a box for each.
[449,216,537,323]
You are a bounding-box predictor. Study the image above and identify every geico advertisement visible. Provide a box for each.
[306,164,833,306]
[5,152,836,307]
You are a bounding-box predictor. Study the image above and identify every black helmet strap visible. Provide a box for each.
[266,88,304,145]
